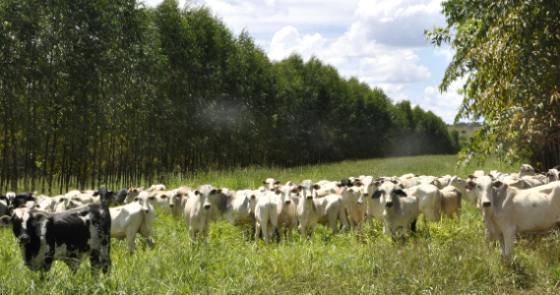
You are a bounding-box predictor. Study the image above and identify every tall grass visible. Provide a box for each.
[2,155,560,294]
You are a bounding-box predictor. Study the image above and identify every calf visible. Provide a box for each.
[375,181,418,239]
[110,191,155,253]
[547,168,560,182]
[1,189,112,273]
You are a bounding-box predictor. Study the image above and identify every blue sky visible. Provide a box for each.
[144,0,463,123]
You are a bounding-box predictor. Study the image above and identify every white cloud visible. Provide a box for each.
[355,0,445,47]
[419,78,466,123]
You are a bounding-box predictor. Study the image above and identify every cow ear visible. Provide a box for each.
[390,179,398,184]
[374,180,382,187]
[431,180,441,187]
[274,180,280,185]
[354,181,363,187]
[492,180,503,188]
[394,189,407,197]
[93,190,100,196]
[372,190,382,199]
[262,180,267,185]
[312,184,320,190]
[465,180,476,190]
[194,190,200,196]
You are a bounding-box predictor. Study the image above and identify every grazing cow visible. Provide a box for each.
[406,184,441,222]
[374,181,418,239]
[184,185,223,239]
[294,183,348,237]
[254,189,280,243]
[0,189,112,273]
[440,186,462,220]
[227,189,257,227]
[110,191,155,253]
[476,179,560,260]
[262,178,281,190]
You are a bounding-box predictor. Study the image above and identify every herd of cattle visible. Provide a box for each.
[1,163,560,274]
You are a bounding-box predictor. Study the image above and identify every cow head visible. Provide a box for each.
[262,178,281,190]
[375,181,407,209]
[135,192,153,213]
[467,176,498,208]
[93,188,114,207]
[547,169,560,182]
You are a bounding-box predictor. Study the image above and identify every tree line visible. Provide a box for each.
[0,0,458,193]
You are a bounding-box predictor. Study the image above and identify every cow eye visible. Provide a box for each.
[148,197,155,200]
[161,195,167,199]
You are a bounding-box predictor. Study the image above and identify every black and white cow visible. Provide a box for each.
[0,189,113,273]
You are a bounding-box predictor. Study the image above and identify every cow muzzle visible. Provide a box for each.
[285,200,291,205]
[203,204,211,210]
[385,202,393,208]
[306,196,313,200]
[482,202,491,208]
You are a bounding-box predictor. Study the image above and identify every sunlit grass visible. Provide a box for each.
[2,155,560,293]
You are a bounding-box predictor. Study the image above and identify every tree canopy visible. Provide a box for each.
[0,0,458,192]
[428,0,560,168]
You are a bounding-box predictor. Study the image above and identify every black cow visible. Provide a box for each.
[1,189,113,274]
[112,189,128,206]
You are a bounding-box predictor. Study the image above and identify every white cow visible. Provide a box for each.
[440,186,462,220]
[376,181,419,239]
[227,189,258,226]
[406,183,441,222]
[183,185,222,239]
[295,183,348,237]
[254,189,280,243]
[110,191,155,253]
[519,164,535,177]
[477,179,560,260]
[340,183,367,230]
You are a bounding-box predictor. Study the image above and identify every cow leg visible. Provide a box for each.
[255,222,262,241]
[126,228,137,254]
[261,222,269,244]
[140,222,155,249]
[502,228,515,261]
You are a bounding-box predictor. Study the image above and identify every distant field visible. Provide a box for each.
[4,155,560,294]
[448,124,481,146]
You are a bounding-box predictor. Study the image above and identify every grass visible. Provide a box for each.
[2,154,560,294]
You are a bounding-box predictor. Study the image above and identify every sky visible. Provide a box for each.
[143,0,463,123]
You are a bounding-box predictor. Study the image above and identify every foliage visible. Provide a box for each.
[0,0,457,193]
[427,0,560,168]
